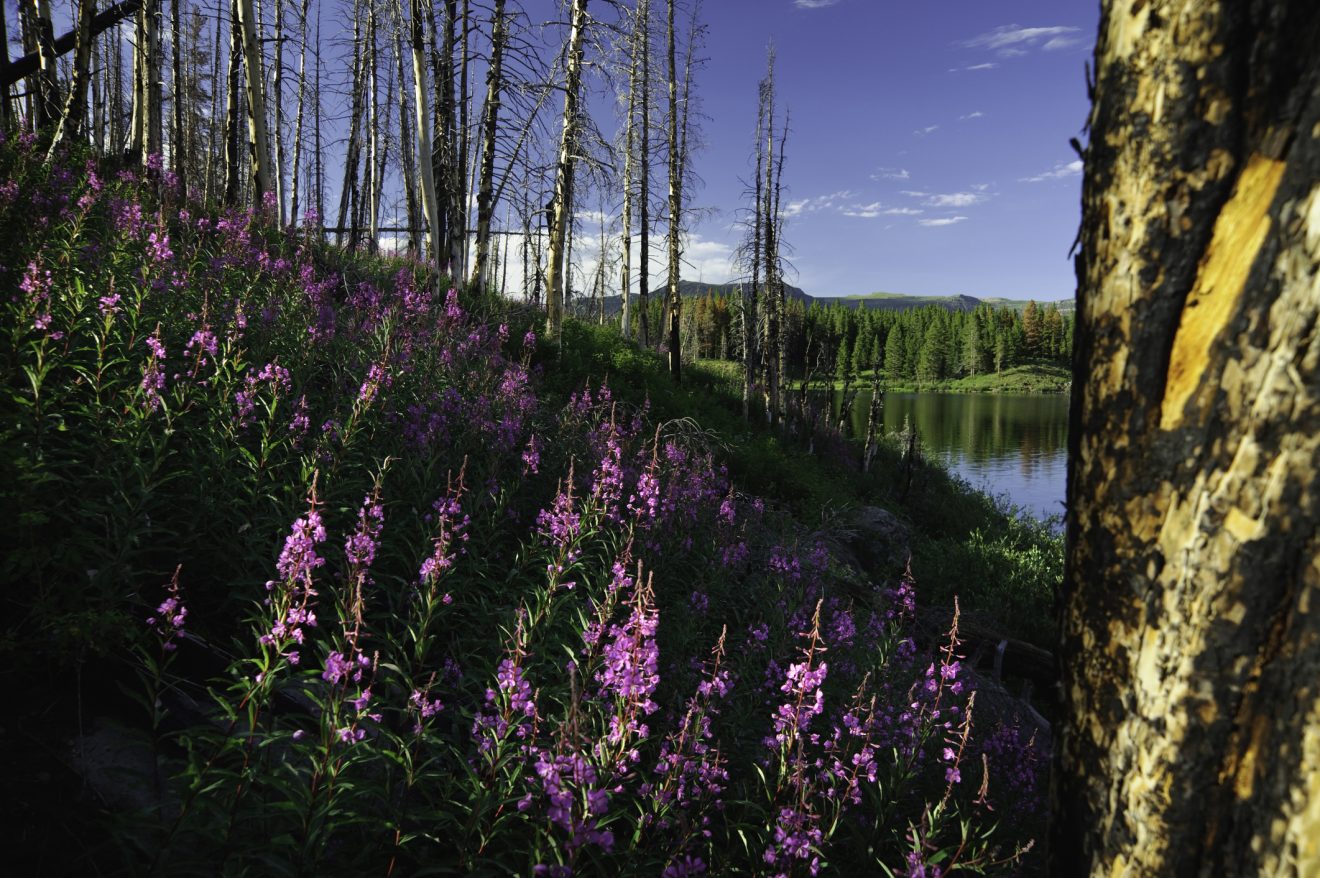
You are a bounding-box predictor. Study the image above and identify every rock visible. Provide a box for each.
[844,505,912,577]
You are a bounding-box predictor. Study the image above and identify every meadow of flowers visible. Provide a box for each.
[2,135,1045,875]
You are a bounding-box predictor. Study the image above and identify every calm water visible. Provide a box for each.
[834,391,1070,522]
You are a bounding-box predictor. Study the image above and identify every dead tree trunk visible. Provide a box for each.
[223,0,242,204]
[272,0,285,222]
[391,1,419,255]
[761,47,778,425]
[290,0,308,223]
[45,0,97,158]
[1054,2,1320,875]
[543,0,587,340]
[409,0,442,290]
[170,0,185,194]
[636,0,651,348]
[470,0,506,290]
[235,0,272,203]
[30,0,59,131]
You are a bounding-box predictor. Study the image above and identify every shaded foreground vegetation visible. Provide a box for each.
[3,142,1056,875]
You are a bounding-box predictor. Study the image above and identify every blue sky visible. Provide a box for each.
[671,0,1098,301]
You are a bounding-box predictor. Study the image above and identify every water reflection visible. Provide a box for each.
[833,391,1069,522]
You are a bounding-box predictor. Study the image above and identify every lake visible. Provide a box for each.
[832,391,1070,523]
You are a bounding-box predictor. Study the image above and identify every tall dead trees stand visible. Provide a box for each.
[1055,1,1320,874]
[543,0,588,341]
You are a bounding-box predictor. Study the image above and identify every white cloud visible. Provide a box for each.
[842,201,885,218]
[948,62,999,73]
[900,190,931,198]
[961,24,1082,56]
[971,183,992,192]
[1043,35,1084,51]
[871,167,910,181]
[959,111,985,121]
[914,125,940,136]
[793,0,840,8]
[882,207,924,216]
[1020,160,1083,182]
[922,191,987,208]
[919,216,969,227]
[783,189,855,218]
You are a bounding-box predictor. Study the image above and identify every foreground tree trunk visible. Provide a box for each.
[1055,2,1320,875]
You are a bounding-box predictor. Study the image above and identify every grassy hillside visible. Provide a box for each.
[2,143,1054,875]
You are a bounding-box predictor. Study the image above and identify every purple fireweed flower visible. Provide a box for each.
[536,477,581,552]
[141,330,167,412]
[419,471,471,587]
[288,395,310,443]
[596,579,661,746]
[589,430,626,520]
[521,434,542,475]
[146,568,187,651]
[97,293,122,316]
[767,807,824,875]
[268,509,327,592]
[409,687,445,727]
[148,230,173,263]
[662,855,707,877]
[184,327,219,373]
[528,749,615,855]
[472,654,538,754]
[357,362,388,406]
[344,494,385,569]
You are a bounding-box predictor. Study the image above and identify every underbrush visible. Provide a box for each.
[3,138,1047,875]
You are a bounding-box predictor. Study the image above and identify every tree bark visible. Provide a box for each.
[619,14,638,341]
[223,0,242,204]
[470,0,506,290]
[235,0,273,204]
[409,0,442,290]
[30,0,59,131]
[636,0,651,348]
[45,0,97,158]
[1054,2,1320,875]
[543,0,587,340]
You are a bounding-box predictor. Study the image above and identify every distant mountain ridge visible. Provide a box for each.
[568,280,1073,317]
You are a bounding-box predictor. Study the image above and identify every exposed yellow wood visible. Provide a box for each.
[1161,155,1287,429]
[1224,507,1263,542]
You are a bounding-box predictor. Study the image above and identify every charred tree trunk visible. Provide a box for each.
[636,0,650,348]
[409,0,442,290]
[272,0,285,222]
[290,0,308,223]
[45,0,97,158]
[543,0,587,339]
[391,3,419,255]
[223,0,242,204]
[619,19,637,341]
[30,0,59,131]
[1054,2,1320,875]
[170,0,185,194]
[235,0,273,203]
[761,48,778,426]
[336,5,364,247]
[470,0,506,290]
